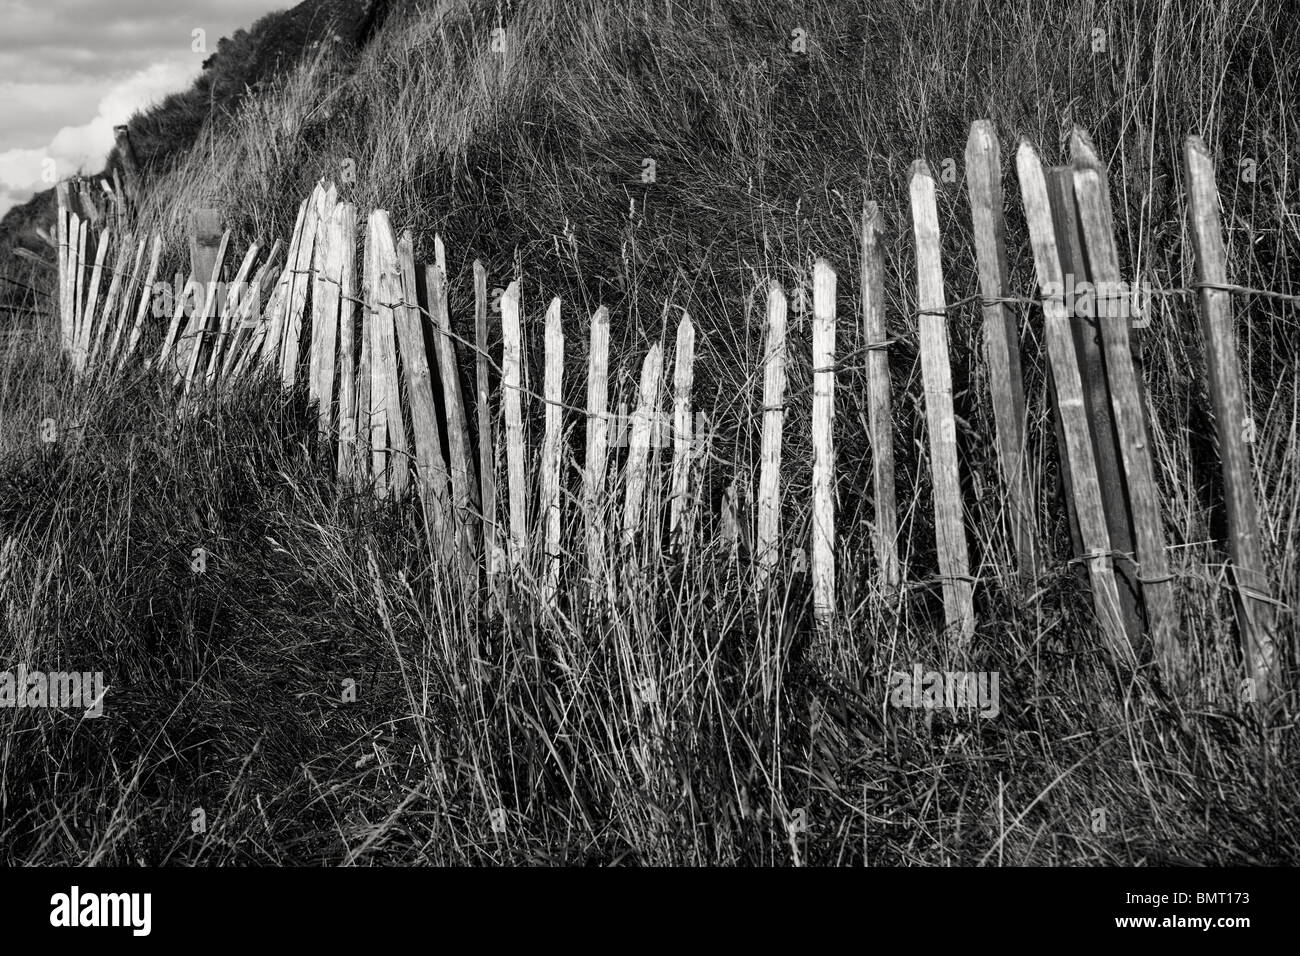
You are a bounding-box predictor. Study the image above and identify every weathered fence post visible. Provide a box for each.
[335,206,360,480]
[1071,129,1183,690]
[55,182,71,352]
[623,343,664,546]
[755,282,787,587]
[310,202,343,432]
[540,298,564,602]
[112,125,142,209]
[909,161,975,643]
[474,261,500,582]
[811,260,837,627]
[428,239,479,555]
[860,200,901,591]
[1016,140,1131,665]
[966,120,1037,583]
[1183,135,1280,706]
[669,311,696,546]
[583,306,611,591]
[1045,167,1144,643]
[280,184,326,386]
[366,210,409,498]
[501,281,528,566]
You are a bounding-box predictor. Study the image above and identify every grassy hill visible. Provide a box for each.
[0,0,1296,865]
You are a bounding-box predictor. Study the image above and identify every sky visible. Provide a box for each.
[0,0,288,218]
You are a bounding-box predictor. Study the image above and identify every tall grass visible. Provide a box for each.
[0,0,1296,864]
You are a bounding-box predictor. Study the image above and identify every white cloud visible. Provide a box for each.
[0,57,198,218]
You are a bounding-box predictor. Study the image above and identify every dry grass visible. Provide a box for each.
[0,0,1296,864]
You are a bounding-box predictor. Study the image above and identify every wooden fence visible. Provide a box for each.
[45,121,1283,704]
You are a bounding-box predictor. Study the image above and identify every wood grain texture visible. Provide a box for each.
[1045,167,1143,643]
[583,306,611,588]
[966,121,1037,583]
[475,261,500,580]
[501,280,528,565]
[755,283,787,587]
[540,297,564,602]
[669,311,696,546]
[335,207,359,479]
[1016,140,1131,664]
[860,200,901,590]
[623,343,664,545]
[1183,135,1279,705]
[1071,129,1183,690]
[909,162,975,642]
[811,260,837,626]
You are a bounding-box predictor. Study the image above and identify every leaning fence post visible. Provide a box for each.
[1071,129,1184,691]
[1046,167,1144,646]
[1016,140,1131,666]
[1183,135,1280,706]
[811,260,837,628]
[909,161,975,644]
[966,121,1038,584]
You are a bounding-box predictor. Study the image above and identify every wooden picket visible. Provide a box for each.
[501,281,528,566]
[428,242,478,542]
[393,231,449,523]
[1045,167,1144,644]
[366,212,410,499]
[73,228,109,372]
[966,121,1037,583]
[335,207,359,479]
[811,260,836,626]
[755,282,787,587]
[1183,135,1279,705]
[1016,140,1131,665]
[540,298,564,602]
[860,201,901,591]
[669,311,696,545]
[583,305,611,588]
[910,161,975,643]
[623,343,664,546]
[1070,130,1182,688]
[475,261,499,580]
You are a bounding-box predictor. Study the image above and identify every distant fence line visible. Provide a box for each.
[42,119,1284,706]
